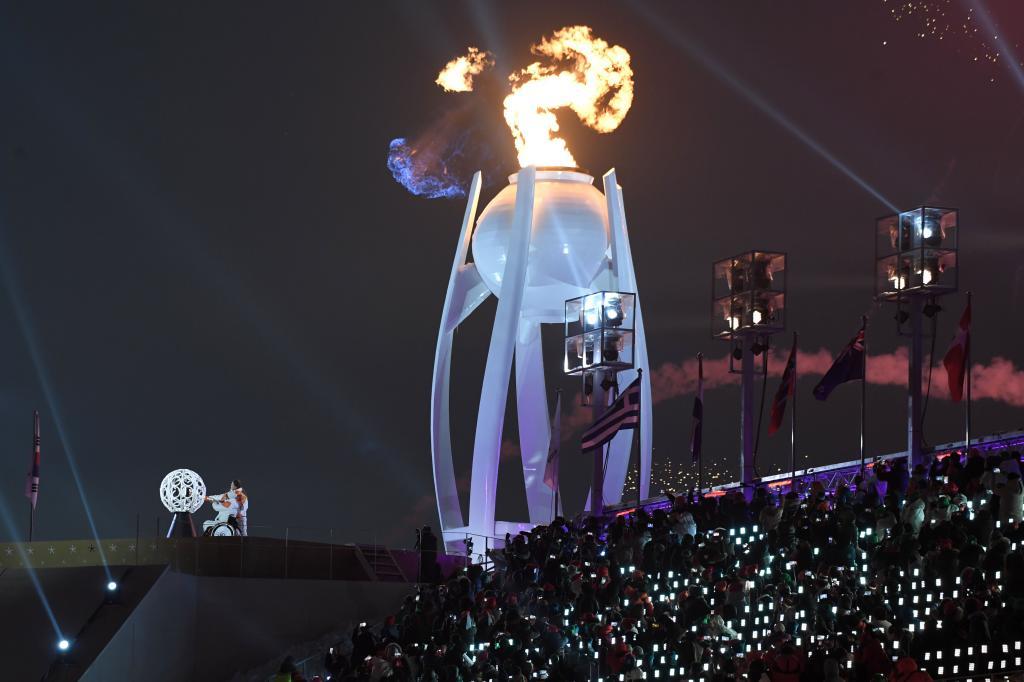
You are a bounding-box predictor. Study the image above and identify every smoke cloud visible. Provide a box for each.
[643,349,1024,410]
[387,104,502,199]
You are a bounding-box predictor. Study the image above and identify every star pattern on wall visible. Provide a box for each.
[0,538,172,569]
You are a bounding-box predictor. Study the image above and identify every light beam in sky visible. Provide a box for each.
[632,2,898,211]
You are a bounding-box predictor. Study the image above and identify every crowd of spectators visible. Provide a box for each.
[277,448,1024,681]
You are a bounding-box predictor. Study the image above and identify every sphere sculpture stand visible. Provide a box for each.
[159,469,207,539]
[430,167,652,550]
[166,511,197,538]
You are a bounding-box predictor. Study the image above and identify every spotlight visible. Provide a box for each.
[750,341,767,356]
[923,301,942,318]
[732,346,743,361]
[107,580,118,592]
[58,639,70,652]
[916,210,943,246]
[894,310,909,324]
[604,295,624,327]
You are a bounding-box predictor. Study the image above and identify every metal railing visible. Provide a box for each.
[447,531,505,572]
[1,522,471,584]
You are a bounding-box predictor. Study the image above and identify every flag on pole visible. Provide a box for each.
[581,376,642,452]
[813,324,866,401]
[543,391,562,490]
[25,410,40,509]
[690,354,704,464]
[769,341,798,435]
[943,298,972,402]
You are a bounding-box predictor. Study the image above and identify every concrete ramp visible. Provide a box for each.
[81,570,410,682]
[0,564,166,682]
[1,537,448,681]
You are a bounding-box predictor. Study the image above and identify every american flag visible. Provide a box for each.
[25,410,40,509]
[581,376,641,452]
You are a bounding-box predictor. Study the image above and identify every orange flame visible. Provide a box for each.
[503,26,633,168]
[436,47,494,93]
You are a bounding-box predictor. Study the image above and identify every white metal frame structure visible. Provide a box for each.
[430,166,653,549]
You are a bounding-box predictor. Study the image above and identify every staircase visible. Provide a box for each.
[357,544,407,582]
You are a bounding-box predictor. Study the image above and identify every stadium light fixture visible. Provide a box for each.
[711,250,787,498]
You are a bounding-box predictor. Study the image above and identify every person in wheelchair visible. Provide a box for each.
[203,480,249,537]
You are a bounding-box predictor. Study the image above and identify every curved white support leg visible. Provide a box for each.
[431,172,484,534]
[468,167,537,538]
[602,170,654,503]
[514,319,557,523]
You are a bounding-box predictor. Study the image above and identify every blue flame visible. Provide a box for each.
[387,137,469,199]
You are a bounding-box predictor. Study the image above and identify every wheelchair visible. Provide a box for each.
[202,501,241,537]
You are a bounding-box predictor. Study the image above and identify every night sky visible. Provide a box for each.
[1,1,1022,547]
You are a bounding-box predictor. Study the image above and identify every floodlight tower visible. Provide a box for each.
[875,207,959,467]
[711,251,787,498]
[430,167,653,550]
[563,290,637,516]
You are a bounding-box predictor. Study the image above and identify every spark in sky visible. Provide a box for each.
[881,0,1024,83]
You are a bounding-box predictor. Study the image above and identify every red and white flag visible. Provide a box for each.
[543,391,561,491]
[25,410,40,509]
[943,299,971,402]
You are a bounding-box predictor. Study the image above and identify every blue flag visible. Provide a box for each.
[813,325,865,401]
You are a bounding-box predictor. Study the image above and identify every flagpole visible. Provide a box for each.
[860,315,868,473]
[790,331,798,484]
[697,353,704,496]
[29,409,40,542]
[965,291,972,452]
[553,388,562,522]
[636,368,644,509]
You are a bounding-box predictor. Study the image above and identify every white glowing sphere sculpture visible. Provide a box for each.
[472,169,609,322]
[159,469,206,514]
